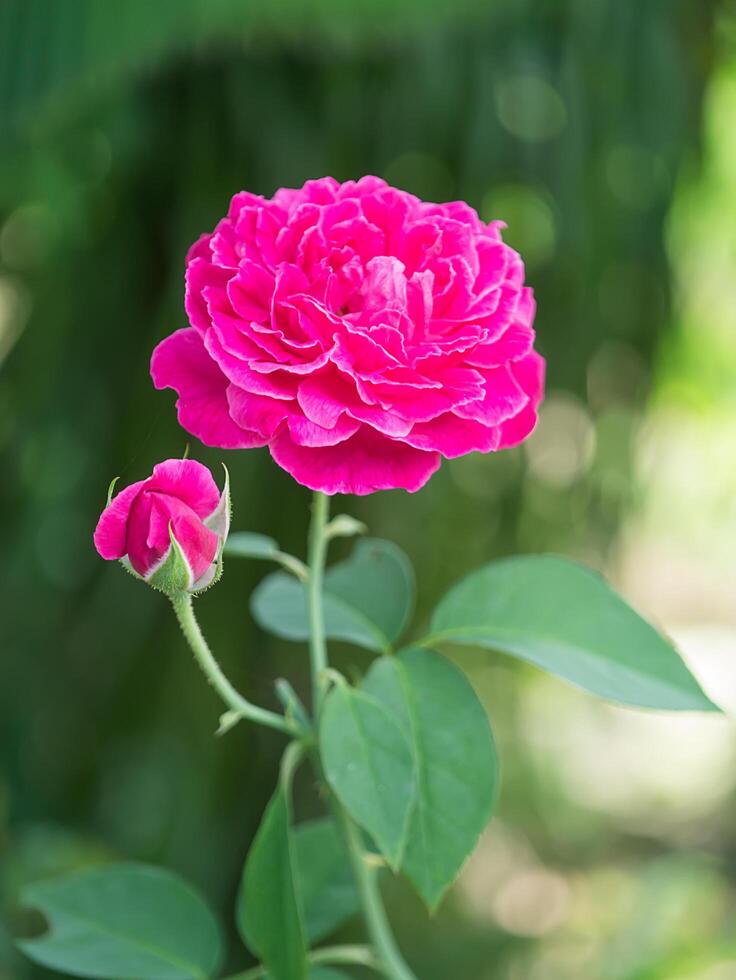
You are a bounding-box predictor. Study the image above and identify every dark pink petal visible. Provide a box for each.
[147,494,219,581]
[455,364,528,426]
[250,349,332,376]
[93,479,147,560]
[406,269,434,333]
[329,216,386,263]
[362,188,412,253]
[340,175,389,199]
[496,352,545,448]
[299,177,341,204]
[146,459,220,519]
[287,413,361,448]
[228,190,268,221]
[474,239,510,295]
[403,414,500,457]
[428,216,474,265]
[125,491,159,576]
[129,492,218,581]
[298,371,412,437]
[226,385,291,439]
[296,373,348,428]
[170,513,219,581]
[469,322,535,369]
[511,349,546,403]
[208,307,289,367]
[151,328,263,449]
[498,402,539,449]
[208,338,297,400]
[423,200,483,227]
[432,256,475,319]
[514,286,536,327]
[227,261,276,322]
[332,330,403,377]
[287,293,344,347]
[269,428,441,495]
[323,198,363,226]
[186,233,213,264]
[400,221,442,274]
[185,255,232,335]
[210,217,244,267]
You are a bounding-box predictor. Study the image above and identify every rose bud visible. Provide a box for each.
[93,458,230,595]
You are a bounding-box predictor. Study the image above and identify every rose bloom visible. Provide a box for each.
[151,176,544,495]
[93,459,228,590]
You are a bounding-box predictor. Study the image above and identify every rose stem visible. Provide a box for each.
[170,591,293,736]
[306,491,418,980]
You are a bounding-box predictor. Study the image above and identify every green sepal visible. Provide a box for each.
[191,548,223,594]
[146,525,194,595]
[106,476,120,506]
[119,555,143,581]
[204,463,231,541]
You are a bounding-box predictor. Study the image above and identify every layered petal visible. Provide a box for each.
[151,328,264,449]
[93,480,146,560]
[151,176,545,494]
[269,427,441,495]
[147,459,220,518]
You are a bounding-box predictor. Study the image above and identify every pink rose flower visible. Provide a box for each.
[93,459,229,592]
[151,176,545,495]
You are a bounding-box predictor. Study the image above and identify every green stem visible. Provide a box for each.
[306,491,417,980]
[170,592,293,736]
[307,491,331,714]
[336,806,417,980]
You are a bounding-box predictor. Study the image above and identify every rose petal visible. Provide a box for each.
[93,480,146,560]
[151,328,264,449]
[147,459,220,519]
[269,427,440,495]
[147,494,219,581]
[226,384,291,439]
[403,414,500,457]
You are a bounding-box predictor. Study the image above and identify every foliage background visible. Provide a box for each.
[2,1,736,977]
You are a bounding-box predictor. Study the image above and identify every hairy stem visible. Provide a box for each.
[170,592,293,736]
[306,491,417,980]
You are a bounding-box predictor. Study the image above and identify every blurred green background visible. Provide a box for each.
[2,1,736,977]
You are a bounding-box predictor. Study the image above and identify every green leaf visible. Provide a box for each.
[225,532,280,560]
[238,744,308,980]
[428,555,717,711]
[325,539,414,643]
[17,863,223,980]
[293,819,360,943]
[362,648,498,910]
[251,538,414,653]
[320,684,415,869]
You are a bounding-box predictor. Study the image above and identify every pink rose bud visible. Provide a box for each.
[93,459,230,595]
